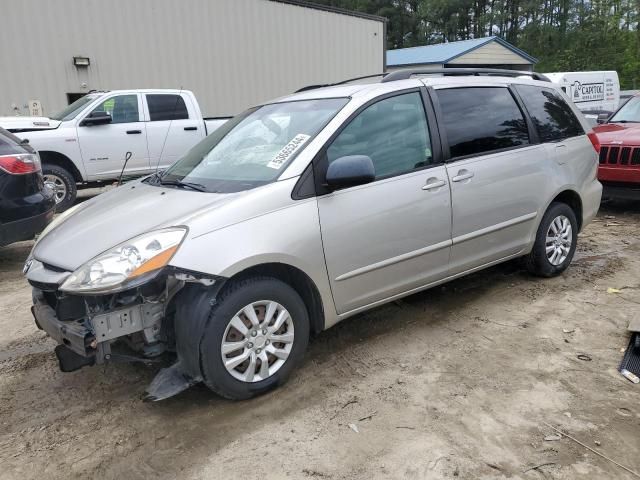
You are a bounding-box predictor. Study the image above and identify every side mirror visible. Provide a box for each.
[326,155,375,189]
[80,111,112,126]
[597,113,610,124]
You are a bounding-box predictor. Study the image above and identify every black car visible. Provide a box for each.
[0,127,55,247]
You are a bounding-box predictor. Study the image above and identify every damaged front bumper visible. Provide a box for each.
[32,290,96,370]
[26,259,223,399]
[31,287,166,370]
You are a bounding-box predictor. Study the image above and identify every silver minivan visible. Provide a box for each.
[25,69,602,400]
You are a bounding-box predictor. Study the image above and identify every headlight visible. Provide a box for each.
[60,227,187,294]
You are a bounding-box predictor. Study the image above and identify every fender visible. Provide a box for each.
[145,283,225,401]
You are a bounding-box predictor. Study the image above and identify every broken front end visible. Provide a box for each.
[26,254,222,400]
[30,269,180,369]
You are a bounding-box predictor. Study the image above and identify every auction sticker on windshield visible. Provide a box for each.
[266,134,310,169]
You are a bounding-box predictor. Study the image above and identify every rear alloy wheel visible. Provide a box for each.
[42,164,77,212]
[545,215,572,266]
[524,202,578,277]
[200,277,309,400]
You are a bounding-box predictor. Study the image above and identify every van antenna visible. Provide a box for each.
[155,86,183,176]
[118,151,132,186]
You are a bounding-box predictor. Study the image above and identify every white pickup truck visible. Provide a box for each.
[0,89,228,211]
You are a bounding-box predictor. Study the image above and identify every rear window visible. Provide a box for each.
[146,94,189,121]
[516,85,584,142]
[436,87,529,158]
[0,128,30,155]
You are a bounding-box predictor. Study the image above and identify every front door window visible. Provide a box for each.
[90,95,139,124]
[326,92,433,180]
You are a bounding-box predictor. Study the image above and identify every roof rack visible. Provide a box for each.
[381,68,550,83]
[294,68,550,93]
[295,73,388,93]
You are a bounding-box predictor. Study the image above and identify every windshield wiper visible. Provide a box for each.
[611,120,640,123]
[159,179,207,192]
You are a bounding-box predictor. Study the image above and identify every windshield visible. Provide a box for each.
[609,96,640,123]
[50,94,100,121]
[157,98,349,193]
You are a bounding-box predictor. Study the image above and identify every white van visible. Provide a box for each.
[544,71,620,121]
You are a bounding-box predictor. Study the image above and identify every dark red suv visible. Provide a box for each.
[593,95,640,199]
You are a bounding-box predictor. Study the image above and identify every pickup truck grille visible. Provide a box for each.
[599,145,640,166]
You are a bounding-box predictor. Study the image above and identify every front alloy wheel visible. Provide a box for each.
[43,173,67,204]
[199,277,310,400]
[41,164,77,212]
[221,301,295,383]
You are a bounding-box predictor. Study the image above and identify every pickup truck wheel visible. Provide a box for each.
[199,277,309,400]
[524,202,578,277]
[42,164,76,212]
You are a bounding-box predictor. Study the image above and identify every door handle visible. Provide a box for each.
[452,170,474,182]
[422,178,446,190]
[126,130,142,134]
[184,126,198,131]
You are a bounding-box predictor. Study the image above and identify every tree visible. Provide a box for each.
[314,0,640,88]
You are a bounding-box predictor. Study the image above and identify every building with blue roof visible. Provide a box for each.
[387,36,537,72]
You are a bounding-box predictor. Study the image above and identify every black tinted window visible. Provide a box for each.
[437,87,529,158]
[147,94,189,121]
[327,92,432,179]
[516,86,584,142]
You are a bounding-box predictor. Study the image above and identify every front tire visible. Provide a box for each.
[42,164,77,212]
[524,202,578,277]
[200,277,310,400]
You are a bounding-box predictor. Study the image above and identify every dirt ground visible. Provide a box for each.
[1,198,639,480]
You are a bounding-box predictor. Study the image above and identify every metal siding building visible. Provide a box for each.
[1,0,385,117]
[387,37,537,72]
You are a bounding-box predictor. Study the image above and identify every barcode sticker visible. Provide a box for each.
[266,134,310,169]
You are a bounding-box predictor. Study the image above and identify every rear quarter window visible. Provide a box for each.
[436,87,529,159]
[515,85,584,142]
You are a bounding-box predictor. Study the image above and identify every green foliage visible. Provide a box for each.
[314,0,640,88]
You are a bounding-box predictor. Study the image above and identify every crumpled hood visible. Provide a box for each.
[32,181,240,271]
[593,122,640,145]
[0,116,61,131]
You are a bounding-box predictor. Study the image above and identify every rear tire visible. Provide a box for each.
[524,202,578,277]
[42,164,76,212]
[199,277,309,400]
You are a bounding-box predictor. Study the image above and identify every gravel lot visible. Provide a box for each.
[1,198,639,479]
